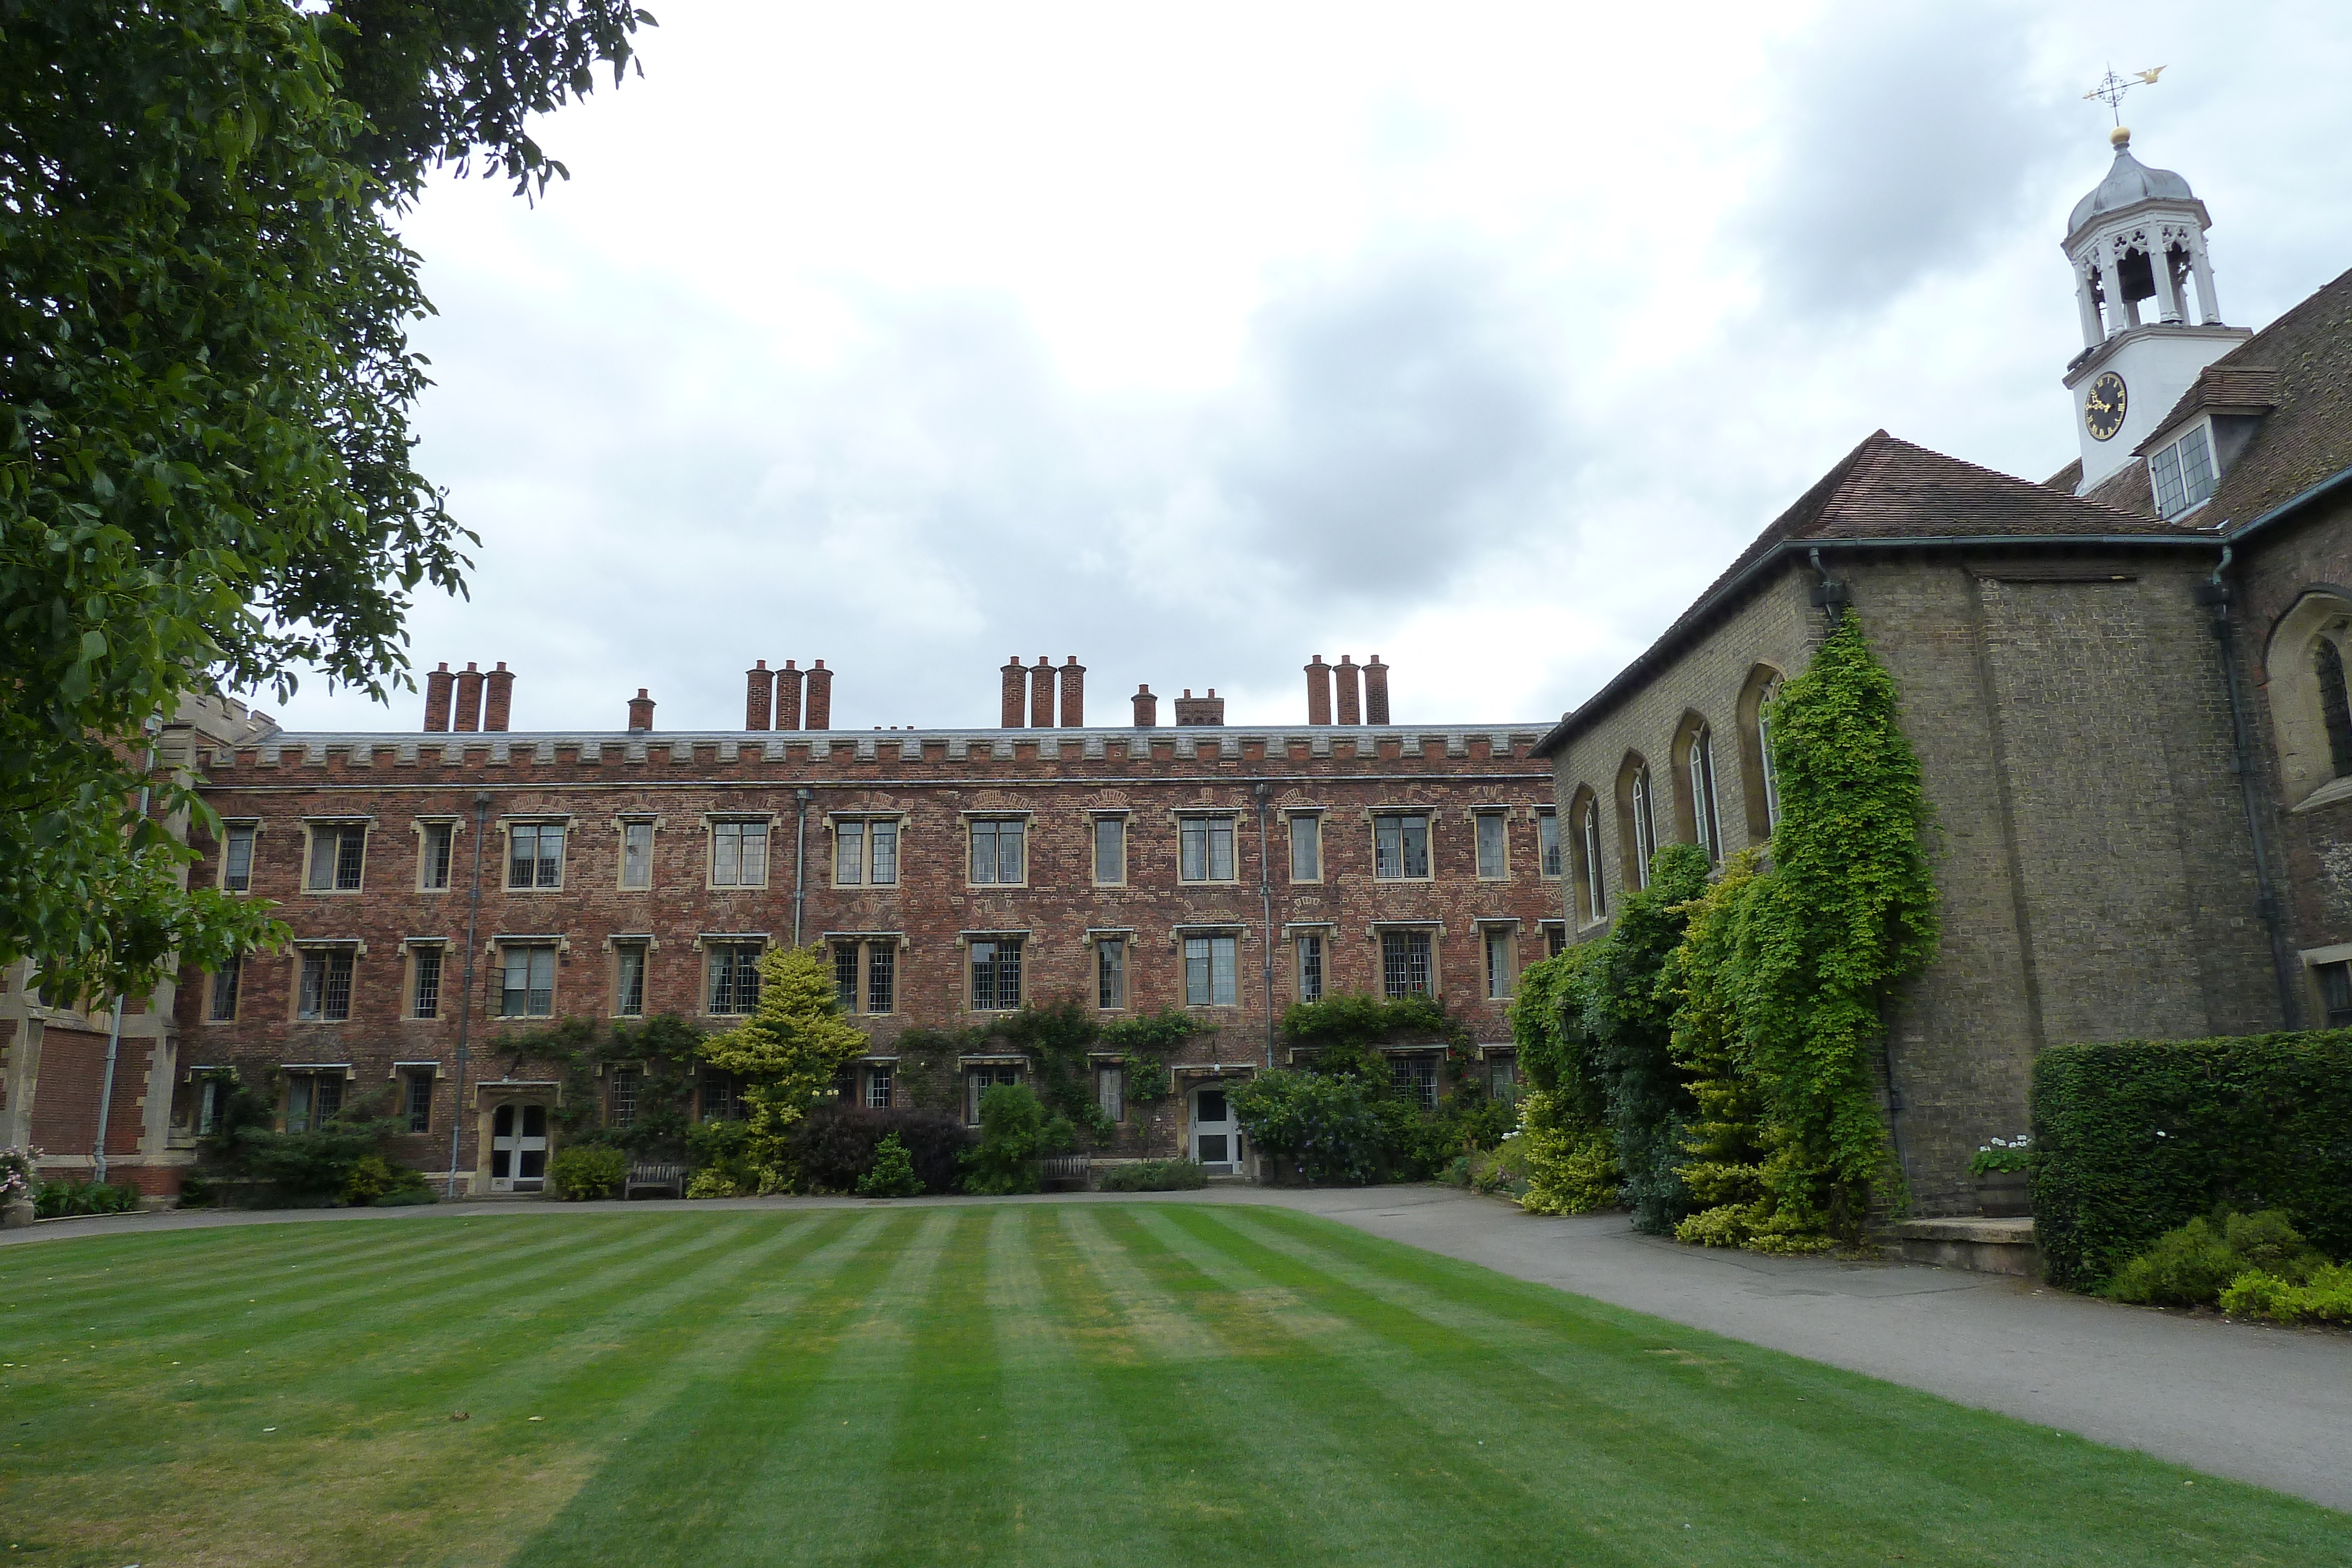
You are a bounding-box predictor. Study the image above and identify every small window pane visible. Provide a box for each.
[1290,817,1320,881]
[1184,936,1211,1005]
[1477,814,1508,879]
[1381,930,1431,1000]
[2151,440,2187,517]
[836,821,864,885]
[622,821,653,889]
[306,828,338,891]
[617,945,646,1017]
[1097,937,1127,1009]
[413,947,442,1018]
[335,827,365,890]
[1211,935,1237,1007]
[870,821,898,886]
[420,823,453,890]
[866,1066,894,1109]
[405,1073,432,1135]
[208,955,241,1021]
[1297,935,1323,1003]
[534,824,564,887]
[2180,424,2217,509]
[1097,1064,1124,1122]
[1485,929,1513,999]
[509,824,538,889]
[1094,818,1124,884]
[610,1068,640,1128]
[223,825,255,892]
[1181,820,1208,882]
[867,942,895,1014]
[834,942,860,1011]
[1538,814,1560,878]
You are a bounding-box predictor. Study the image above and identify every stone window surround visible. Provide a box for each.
[297,815,373,896]
[961,809,1035,890]
[612,813,663,892]
[826,810,907,890]
[701,811,776,892]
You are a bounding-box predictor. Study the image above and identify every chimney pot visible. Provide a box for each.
[1304,654,1332,726]
[1132,683,1158,728]
[423,661,455,732]
[776,659,804,730]
[1364,654,1390,726]
[453,661,485,732]
[1058,656,1087,727]
[627,688,655,731]
[482,661,514,731]
[1030,656,1055,728]
[804,660,833,729]
[745,658,775,730]
[1001,656,1027,727]
[1334,654,1361,726]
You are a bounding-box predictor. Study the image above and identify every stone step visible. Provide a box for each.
[1879,1215,2039,1278]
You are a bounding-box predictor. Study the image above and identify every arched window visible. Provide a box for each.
[2261,591,2352,805]
[1582,800,1607,922]
[1733,664,1786,844]
[1629,763,1657,889]
[1688,722,1722,865]
[2317,640,2352,779]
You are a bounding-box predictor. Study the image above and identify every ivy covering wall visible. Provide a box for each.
[1511,612,1939,1250]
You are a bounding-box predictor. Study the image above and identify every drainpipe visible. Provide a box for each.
[2198,547,2303,1025]
[791,788,811,947]
[445,791,491,1197]
[92,714,162,1188]
[1254,781,1275,1069]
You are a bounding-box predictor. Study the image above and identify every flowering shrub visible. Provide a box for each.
[1,1146,36,1203]
[1967,1136,2032,1176]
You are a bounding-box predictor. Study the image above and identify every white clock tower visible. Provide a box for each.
[2062,126,2250,493]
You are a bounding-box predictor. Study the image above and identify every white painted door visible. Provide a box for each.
[490,1102,549,1193]
[1191,1087,1241,1175]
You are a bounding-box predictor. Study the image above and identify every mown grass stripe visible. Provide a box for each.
[1161,1205,2339,1568]
[853,1208,1016,1568]
[507,1208,952,1568]
[1107,1205,1659,1568]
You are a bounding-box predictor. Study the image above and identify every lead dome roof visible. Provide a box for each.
[2069,136,2197,234]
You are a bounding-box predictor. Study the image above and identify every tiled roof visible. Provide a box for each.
[1535,430,2214,756]
[2139,363,2286,453]
[2081,456,2159,517]
[2203,265,2352,528]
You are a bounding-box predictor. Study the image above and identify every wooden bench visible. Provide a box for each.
[624,1162,686,1201]
[1041,1155,1091,1192]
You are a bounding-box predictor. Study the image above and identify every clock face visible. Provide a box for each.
[2084,371,2128,442]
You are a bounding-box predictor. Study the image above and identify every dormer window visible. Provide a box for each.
[2149,422,2217,519]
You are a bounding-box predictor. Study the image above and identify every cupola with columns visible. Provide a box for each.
[2062,125,2251,492]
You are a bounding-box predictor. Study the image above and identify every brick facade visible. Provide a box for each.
[161,718,1565,1193]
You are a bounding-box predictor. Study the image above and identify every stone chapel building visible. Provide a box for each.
[1536,127,2352,1216]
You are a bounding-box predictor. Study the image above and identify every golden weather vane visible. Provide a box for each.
[2084,64,2167,125]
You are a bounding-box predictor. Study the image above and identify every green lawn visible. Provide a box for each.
[2,1202,2342,1567]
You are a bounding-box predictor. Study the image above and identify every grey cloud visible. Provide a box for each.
[1207,250,1564,600]
[1743,3,2058,315]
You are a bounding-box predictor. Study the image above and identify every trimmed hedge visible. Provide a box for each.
[2032,1031,2352,1289]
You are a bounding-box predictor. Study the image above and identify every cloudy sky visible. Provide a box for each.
[265,0,2352,735]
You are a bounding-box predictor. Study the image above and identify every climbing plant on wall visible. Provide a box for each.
[1665,611,1939,1249]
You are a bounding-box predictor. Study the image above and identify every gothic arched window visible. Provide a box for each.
[2317,638,2352,780]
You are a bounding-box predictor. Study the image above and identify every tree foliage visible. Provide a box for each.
[694,947,869,1192]
[0,1,649,1001]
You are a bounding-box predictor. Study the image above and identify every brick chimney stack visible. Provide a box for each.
[1058,657,1085,727]
[805,660,833,728]
[453,662,485,732]
[776,660,804,730]
[1029,657,1055,728]
[482,661,513,732]
[423,663,454,732]
[1001,656,1026,727]
[1132,684,1158,727]
[1363,654,1389,725]
[1334,656,1361,726]
[1304,655,1332,726]
[745,660,774,730]
[627,689,655,731]
[1173,688,1226,726]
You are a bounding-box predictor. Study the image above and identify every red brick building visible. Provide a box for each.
[4,657,1565,1195]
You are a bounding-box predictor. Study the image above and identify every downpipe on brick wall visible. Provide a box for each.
[92,715,161,1188]
[792,788,811,947]
[446,791,491,1198]
[1255,781,1274,1069]
[2199,547,2303,1026]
